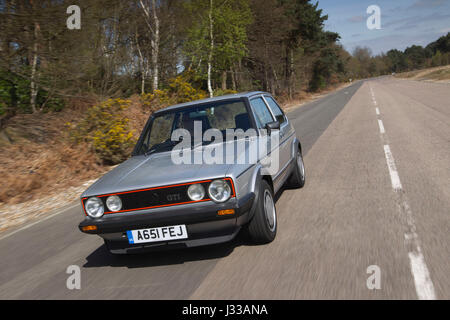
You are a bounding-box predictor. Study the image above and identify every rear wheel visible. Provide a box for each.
[288,150,305,188]
[247,180,277,244]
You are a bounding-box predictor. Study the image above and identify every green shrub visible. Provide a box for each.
[213,88,238,97]
[167,74,207,103]
[141,72,207,109]
[67,98,135,165]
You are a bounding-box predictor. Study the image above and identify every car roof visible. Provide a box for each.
[154,91,270,114]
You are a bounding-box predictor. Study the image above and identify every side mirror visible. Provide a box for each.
[265,121,280,135]
[176,135,184,142]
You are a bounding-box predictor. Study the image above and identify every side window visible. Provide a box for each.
[250,97,274,129]
[265,96,286,125]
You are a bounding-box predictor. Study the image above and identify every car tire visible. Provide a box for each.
[288,150,305,188]
[247,180,277,244]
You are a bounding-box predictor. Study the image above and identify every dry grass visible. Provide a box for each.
[0,95,150,205]
[0,108,102,204]
[420,67,450,81]
[395,65,450,82]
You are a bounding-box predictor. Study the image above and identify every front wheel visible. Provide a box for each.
[288,150,305,188]
[247,180,277,244]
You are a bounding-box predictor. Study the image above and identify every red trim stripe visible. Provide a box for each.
[97,179,213,198]
[81,178,236,215]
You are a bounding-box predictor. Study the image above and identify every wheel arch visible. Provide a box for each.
[291,137,302,158]
[246,165,274,223]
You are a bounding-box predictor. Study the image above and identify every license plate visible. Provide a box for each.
[127,225,188,244]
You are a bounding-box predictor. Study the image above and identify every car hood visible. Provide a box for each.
[81,140,254,197]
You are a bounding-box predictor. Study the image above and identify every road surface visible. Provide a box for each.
[0,77,448,299]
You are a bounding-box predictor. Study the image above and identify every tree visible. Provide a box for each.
[385,49,408,72]
[246,0,290,94]
[184,0,252,97]
[280,0,330,96]
[404,45,431,69]
[139,0,160,92]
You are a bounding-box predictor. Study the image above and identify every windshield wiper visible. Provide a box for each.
[144,140,180,157]
[144,147,158,157]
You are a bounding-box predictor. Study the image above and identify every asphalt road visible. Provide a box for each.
[0,77,448,299]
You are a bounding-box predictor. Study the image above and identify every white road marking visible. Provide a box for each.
[371,83,436,299]
[401,198,436,300]
[383,145,401,190]
[409,249,437,300]
[381,144,436,300]
[378,119,385,134]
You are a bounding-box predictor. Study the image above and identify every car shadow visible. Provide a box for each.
[83,187,288,269]
[83,230,254,269]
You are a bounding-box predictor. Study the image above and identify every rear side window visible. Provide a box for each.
[250,97,274,128]
[265,96,286,125]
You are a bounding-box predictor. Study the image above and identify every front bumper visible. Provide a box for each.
[79,192,255,253]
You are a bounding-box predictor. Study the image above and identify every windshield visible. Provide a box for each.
[135,99,253,156]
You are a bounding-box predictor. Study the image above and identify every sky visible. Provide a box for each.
[316,0,450,55]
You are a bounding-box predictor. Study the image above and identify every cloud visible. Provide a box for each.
[347,15,365,23]
[383,12,450,30]
[409,0,447,9]
[344,29,449,55]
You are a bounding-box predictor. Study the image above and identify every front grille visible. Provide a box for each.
[82,178,235,215]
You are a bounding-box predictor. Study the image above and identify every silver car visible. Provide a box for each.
[79,91,305,254]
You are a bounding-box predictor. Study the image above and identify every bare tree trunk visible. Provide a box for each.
[236,59,242,89]
[139,0,160,92]
[272,66,279,94]
[289,48,294,99]
[231,67,236,91]
[207,0,214,98]
[264,66,269,92]
[135,29,146,94]
[30,21,39,113]
[221,70,227,90]
[151,0,159,92]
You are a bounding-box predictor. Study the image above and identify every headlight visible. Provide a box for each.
[106,195,122,212]
[85,197,104,218]
[187,183,205,201]
[208,179,231,203]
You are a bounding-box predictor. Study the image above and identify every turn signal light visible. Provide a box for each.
[218,209,235,216]
[82,225,98,232]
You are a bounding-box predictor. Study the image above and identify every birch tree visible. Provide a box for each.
[184,0,251,97]
[139,0,160,92]
[207,0,214,97]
